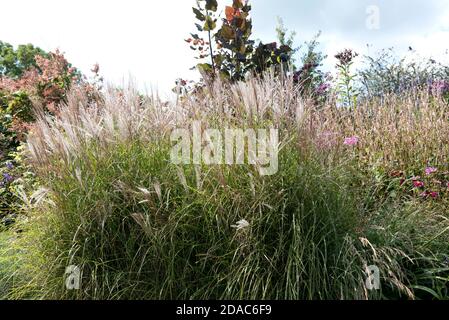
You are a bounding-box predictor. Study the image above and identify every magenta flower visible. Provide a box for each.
[413,180,425,188]
[425,167,437,175]
[430,80,449,96]
[430,191,439,199]
[344,136,359,146]
[420,191,430,198]
[420,191,439,199]
[315,83,331,95]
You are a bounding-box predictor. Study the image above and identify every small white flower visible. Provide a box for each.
[30,187,50,206]
[75,167,83,185]
[138,187,151,195]
[231,219,250,231]
[153,181,162,202]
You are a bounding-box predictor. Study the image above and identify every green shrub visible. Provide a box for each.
[358,48,449,98]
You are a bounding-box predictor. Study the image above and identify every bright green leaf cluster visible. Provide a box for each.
[0,41,47,78]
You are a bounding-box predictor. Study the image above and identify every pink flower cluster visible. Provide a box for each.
[420,191,439,199]
[343,136,359,146]
[430,80,449,97]
[413,180,424,188]
[406,166,448,200]
[425,167,437,175]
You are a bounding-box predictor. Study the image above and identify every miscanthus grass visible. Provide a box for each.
[4,73,449,299]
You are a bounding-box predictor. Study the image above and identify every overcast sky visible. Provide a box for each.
[1,0,449,98]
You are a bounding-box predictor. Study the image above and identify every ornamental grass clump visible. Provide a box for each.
[4,72,449,300]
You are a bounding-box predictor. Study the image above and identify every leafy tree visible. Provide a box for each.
[358,48,449,98]
[0,41,47,78]
[275,17,298,69]
[187,0,293,82]
[251,42,292,75]
[293,32,330,101]
[187,0,218,72]
[213,0,254,80]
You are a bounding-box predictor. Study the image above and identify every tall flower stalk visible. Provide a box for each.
[335,49,359,110]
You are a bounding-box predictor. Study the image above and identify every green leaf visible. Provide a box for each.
[218,25,235,40]
[203,16,216,31]
[197,63,213,75]
[242,5,252,13]
[214,54,224,67]
[205,0,218,12]
[219,70,230,80]
[195,23,204,32]
[192,7,206,21]
[411,285,442,299]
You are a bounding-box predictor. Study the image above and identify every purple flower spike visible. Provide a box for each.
[6,162,14,170]
[2,173,14,183]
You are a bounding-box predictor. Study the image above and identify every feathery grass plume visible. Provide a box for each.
[6,71,449,300]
